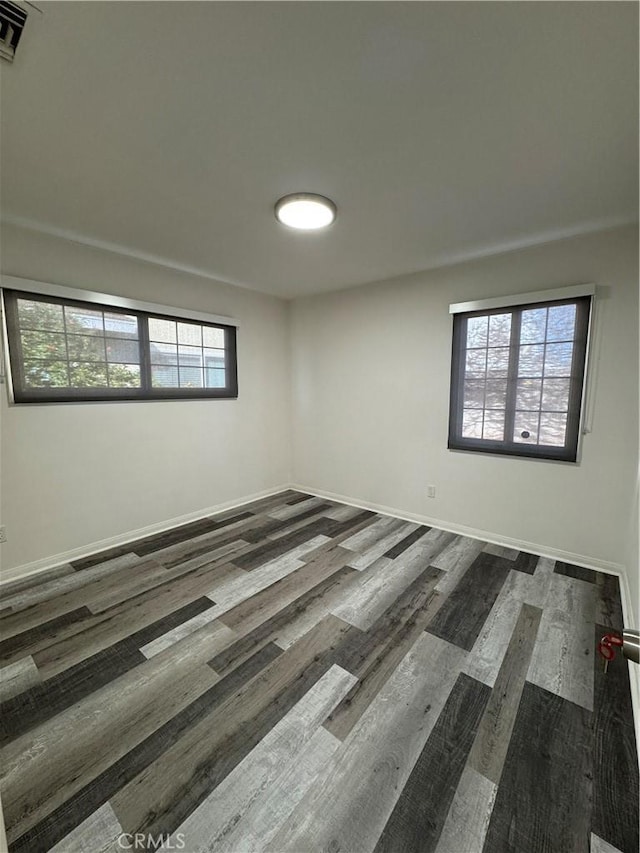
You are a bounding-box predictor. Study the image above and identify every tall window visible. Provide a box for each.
[2,287,238,403]
[448,294,591,462]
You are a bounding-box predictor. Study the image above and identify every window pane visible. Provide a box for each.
[23,360,69,387]
[203,348,225,369]
[150,342,178,365]
[149,318,177,343]
[206,368,227,388]
[462,409,483,438]
[539,413,568,446]
[520,308,547,344]
[67,334,106,362]
[177,322,202,346]
[20,330,67,359]
[69,363,108,387]
[541,378,570,412]
[546,304,576,342]
[483,411,505,441]
[65,305,104,335]
[516,378,542,410]
[104,312,139,339]
[178,345,203,367]
[179,367,203,388]
[466,316,488,348]
[487,347,509,377]
[108,364,141,388]
[485,379,507,409]
[18,299,64,331]
[465,348,487,378]
[544,343,573,376]
[488,313,512,347]
[518,344,544,377]
[152,365,179,387]
[513,413,540,444]
[463,380,485,409]
[106,338,140,364]
[203,327,225,348]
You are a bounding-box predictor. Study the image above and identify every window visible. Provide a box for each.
[448,291,592,462]
[2,286,238,403]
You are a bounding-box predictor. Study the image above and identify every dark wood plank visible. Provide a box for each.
[426,552,510,651]
[511,550,538,575]
[6,642,284,853]
[383,525,431,559]
[595,574,624,630]
[483,682,593,853]
[0,607,92,664]
[592,623,639,853]
[554,560,599,584]
[374,673,491,853]
[285,492,315,505]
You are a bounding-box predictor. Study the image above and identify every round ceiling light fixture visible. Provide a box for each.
[274,193,336,230]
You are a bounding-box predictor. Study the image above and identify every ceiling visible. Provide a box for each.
[1,2,637,298]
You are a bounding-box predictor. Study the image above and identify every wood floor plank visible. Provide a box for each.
[433,535,485,597]
[526,572,597,710]
[110,615,352,840]
[427,552,510,651]
[554,560,599,584]
[482,682,593,853]
[48,803,123,853]
[233,518,336,570]
[467,603,542,784]
[0,656,41,704]
[0,564,75,600]
[435,765,497,853]
[595,573,624,630]
[0,607,93,666]
[592,623,639,853]
[168,664,356,852]
[329,527,451,631]
[591,833,626,853]
[339,514,403,552]
[347,521,419,570]
[266,631,467,853]
[268,496,325,520]
[374,673,491,853]
[7,643,283,853]
[383,524,431,559]
[463,582,525,688]
[483,543,519,561]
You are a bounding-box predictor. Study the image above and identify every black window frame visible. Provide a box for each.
[2,288,238,404]
[448,295,591,463]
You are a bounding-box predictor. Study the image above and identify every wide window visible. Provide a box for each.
[2,286,238,403]
[448,291,592,462]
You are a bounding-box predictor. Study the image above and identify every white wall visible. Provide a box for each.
[291,225,639,617]
[0,224,291,571]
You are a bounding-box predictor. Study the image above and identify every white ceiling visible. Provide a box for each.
[1,2,637,298]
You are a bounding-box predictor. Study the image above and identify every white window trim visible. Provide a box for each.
[449,283,595,315]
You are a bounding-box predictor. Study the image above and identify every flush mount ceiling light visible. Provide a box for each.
[274,193,336,230]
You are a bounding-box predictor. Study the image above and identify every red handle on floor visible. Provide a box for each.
[598,633,624,661]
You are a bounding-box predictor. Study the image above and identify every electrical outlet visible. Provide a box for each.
[0,526,6,543]
[427,485,436,499]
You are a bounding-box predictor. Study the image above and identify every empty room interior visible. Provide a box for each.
[0,2,639,852]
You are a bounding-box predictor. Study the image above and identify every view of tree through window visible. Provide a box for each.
[3,288,238,403]
[449,296,591,462]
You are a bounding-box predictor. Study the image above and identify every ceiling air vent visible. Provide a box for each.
[0,0,27,62]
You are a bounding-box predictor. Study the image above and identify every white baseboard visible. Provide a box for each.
[0,484,291,587]
[292,483,626,575]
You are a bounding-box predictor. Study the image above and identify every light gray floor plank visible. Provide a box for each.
[347,522,419,571]
[0,656,42,703]
[170,664,356,853]
[321,504,364,521]
[590,832,625,853]
[48,802,123,853]
[433,536,485,597]
[141,535,329,658]
[340,515,403,553]
[527,572,598,711]
[267,632,467,853]
[219,726,341,853]
[267,497,324,521]
[463,585,524,688]
[435,765,497,853]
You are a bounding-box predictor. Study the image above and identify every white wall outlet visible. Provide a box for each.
[427,485,436,499]
[0,526,6,543]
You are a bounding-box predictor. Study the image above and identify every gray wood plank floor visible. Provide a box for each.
[0,491,637,853]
